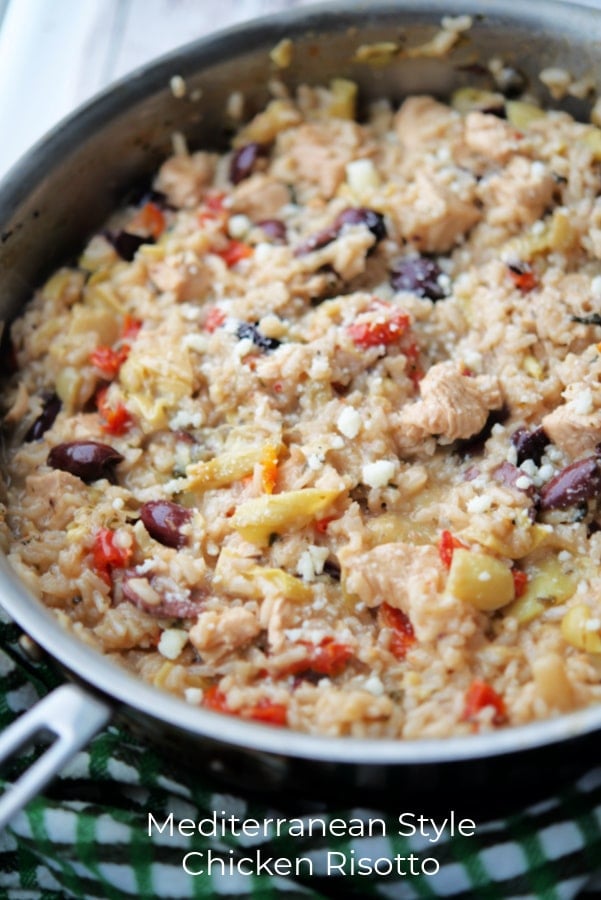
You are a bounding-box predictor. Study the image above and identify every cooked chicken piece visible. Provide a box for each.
[154,151,217,208]
[464,111,523,163]
[477,155,555,229]
[394,95,458,149]
[392,361,503,454]
[542,384,601,458]
[341,541,473,643]
[229,173,290,220]
[189,606,260,662]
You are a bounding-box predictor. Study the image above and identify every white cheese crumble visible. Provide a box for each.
[111,497,124,511]
[307,452,325,471]
[227,214,252,240]
[337,406,362,439]
[363,674,385,696]
[467,495,492,513]
[515,475,532,490]
[169,409,203,429]
[571,388,594,416]
[346,158,380,194]
[184,687,203,704]
[530,161,547,179]
[158,628,189,660]
[297,545,330,582]
[362,459,395,488]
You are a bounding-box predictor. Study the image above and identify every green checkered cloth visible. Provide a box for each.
[0,614,600,900]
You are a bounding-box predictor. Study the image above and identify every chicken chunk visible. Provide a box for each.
[542,384,601,458]
[477,155,555,229]
[394,96,458,150]
[189,606,260,663]
[229,174,290,220]
[154,151,217,208]
[341,542,468,643]
[392,361,503,455]
[464,111,523,163]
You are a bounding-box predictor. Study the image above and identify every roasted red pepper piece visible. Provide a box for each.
[128,201,166,239]
[96,386,133,436]
[203,687,287,726]
[216,240,253,267]
[90,345,130,379]
[462,679,507,726]
[438,530,467,568]
[512,569,528,598]
[507,262,538,293]
[243,699,287,726]
[300,637,353,677]
[348,308,410,348]
[93,527,132,583]
[378,603,416,659]
[205,307,226,333]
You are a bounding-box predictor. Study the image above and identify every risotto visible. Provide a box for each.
[3,76,601,739]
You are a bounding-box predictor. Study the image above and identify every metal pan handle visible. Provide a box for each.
[0,683,112,829]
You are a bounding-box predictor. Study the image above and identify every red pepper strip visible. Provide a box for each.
[314,516,336,534]
[507,264,538,293]
[300,637,353,677]
[438,530,467,569]
[92,527,132,584]
[242,700,287,726]
[128,201,166,239]
[378,603,416,660]
[462,680,507,726]
[202,687,287,726]
[348,309,410,348]
[512,569,528,598]
[216,240,253,268]
[205,307,226,333]
[96,386,133,436]
[90,345,130,380]
[203,685,229,713]
[122,315,142,342]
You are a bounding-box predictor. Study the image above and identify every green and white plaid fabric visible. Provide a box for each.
[1,614,601,900]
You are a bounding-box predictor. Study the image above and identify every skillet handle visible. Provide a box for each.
[0,682,112,829]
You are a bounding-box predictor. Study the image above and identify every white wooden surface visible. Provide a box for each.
[0,0,320,178]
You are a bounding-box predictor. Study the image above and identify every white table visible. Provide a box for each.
[0,0,320,179]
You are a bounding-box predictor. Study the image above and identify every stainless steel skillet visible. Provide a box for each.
[0,0,600,827]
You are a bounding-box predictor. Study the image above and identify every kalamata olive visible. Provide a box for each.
[390,257,446,300]
[140,500,192,548]
[120,569,204,617]
[333,207,387,243]
[47,441,124,483]
[236,322,281,351]
[294,206,386,256]
[493,461,536,497]
[110,231,153,261]
[256,219,287,243]
[230,142,267,184]
[25,393,61,442]
[539,457,601,510]
[511,426,549,466]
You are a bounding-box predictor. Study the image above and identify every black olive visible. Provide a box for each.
[139,500,191,549]
[47,441,124,484]
[511,426,549,466]
[25,393,61,442]
[390,257,447,301]
[539,457,601,510]
[256,219,287,243]
[236,322,281,352]
[109,231,154,262]
[229,142,267,184]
